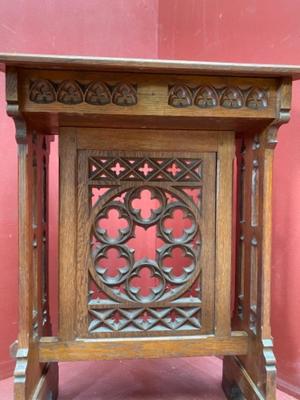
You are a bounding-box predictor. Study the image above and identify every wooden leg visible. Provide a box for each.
[14,346,58,400]
[222,132,277,400]
[13,131,58,399]
[222,339,276,400]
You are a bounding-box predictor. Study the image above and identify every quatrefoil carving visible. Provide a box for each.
[90,185,201,304]
[94,244,134,285]
[94,203,133,244]
[127,259,166,303]
[126,187,166,226]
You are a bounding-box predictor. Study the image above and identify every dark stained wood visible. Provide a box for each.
[0,54,297,400]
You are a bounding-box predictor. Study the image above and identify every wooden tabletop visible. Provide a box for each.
[1,53,300,79]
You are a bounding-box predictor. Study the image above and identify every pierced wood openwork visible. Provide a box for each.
[77,151,215,337]
[1,53,298,400]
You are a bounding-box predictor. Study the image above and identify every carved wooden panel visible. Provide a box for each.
[30,133,51,338]
[21,70,279,127]
[168,85,268,109]
[77,149,216,337]
[235,135,261,335]
[29,79,137,106]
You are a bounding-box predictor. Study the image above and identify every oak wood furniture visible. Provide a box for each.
[1,54,300,400]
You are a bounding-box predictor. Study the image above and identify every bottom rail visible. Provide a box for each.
[39,331,248,362]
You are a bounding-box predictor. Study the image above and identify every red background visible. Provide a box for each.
[0,1,300,397]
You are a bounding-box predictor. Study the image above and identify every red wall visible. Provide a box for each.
[0,0,300,397]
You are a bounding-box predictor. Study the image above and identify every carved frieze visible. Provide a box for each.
[29,79,268,110]
[29,79,138,106]
[168,84,268,110]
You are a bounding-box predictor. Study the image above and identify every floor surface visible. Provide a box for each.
[0,357,296,399]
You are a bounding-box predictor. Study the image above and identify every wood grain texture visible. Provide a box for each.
[76,127,219,152]
[223,355,265,400]
[76,149,90,337]
[17,139,33,346]
[13,130,58,400]
[215,132,235,336]
[19,70,278,120]
[1,55,295,400]
[260,147,274,340]
[1,52,300,79]
[75,130,216,338]
[31,363,58,400]
[58,130,77,340]
[223,125,285,399]
[200,152,216,333]
[39,332,248,362]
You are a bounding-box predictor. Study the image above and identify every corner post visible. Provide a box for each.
[6,68,58,400]
[222,78,292,400]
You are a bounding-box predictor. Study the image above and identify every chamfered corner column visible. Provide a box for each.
[222,131,275,400]
[6,68,59,399]
[7,77,58,400]
[13,127,58,400]
[222,78,291,400]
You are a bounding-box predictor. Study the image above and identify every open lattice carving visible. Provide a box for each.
[89,306,201,333]
[88,156,202,183]
[84,152,204,335]
[90,187,201,304]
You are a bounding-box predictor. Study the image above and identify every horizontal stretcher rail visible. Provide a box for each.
[38,331,248,362]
